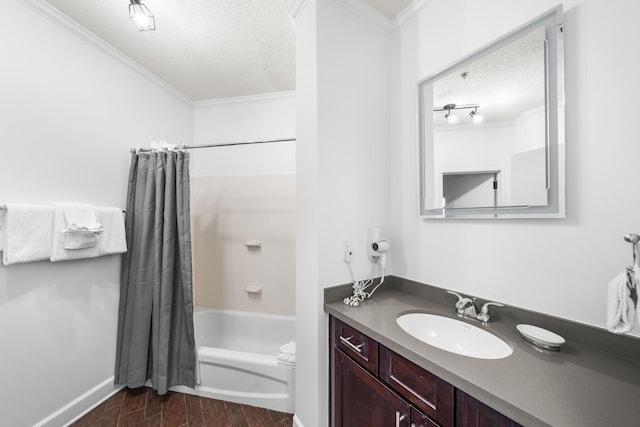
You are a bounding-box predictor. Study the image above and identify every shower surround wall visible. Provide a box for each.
[191,174,295,315]
[0,1,193,426]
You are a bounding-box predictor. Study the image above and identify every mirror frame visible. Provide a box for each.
[418,6,565,219]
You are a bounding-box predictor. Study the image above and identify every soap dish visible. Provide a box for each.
[516,324,565,351]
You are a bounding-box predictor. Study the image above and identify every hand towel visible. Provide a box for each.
[97,207,127,256]
[60,202,102,249]
[63,224,101,249]
[1,204,54,265]
[607,270,637,333]
[51,203,100,262]
[277,341,296,366]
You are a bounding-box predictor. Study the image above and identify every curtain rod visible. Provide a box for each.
[130,138,296,153]
[182,137,296,150]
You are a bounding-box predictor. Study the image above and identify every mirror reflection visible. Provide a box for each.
[419,7,564,218]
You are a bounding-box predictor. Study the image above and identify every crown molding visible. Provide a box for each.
[193,90,296,108]
[334,0,440,34]
[335,0,393,34]
[18,0,193,105]
[392,0,438,28]
[288,0,310,23]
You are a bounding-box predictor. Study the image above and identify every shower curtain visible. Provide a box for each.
[114,150,196,394]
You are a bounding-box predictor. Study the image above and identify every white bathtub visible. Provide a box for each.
[175,307,296,413]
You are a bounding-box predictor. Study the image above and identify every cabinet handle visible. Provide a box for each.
[395,411,406,427]
[339,335,363,353]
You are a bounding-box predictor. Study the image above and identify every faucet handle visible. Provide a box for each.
[478,301,504,323]
[446,290,465,301]
[447,291,476,315]
[480,301,504,313]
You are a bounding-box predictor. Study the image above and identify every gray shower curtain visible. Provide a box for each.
[114,150,196,394]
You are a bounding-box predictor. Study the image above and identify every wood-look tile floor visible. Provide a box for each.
[71,387,294,427]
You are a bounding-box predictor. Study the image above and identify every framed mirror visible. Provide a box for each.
[418,6,565,218]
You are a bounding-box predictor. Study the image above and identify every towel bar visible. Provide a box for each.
[1,205,125,213]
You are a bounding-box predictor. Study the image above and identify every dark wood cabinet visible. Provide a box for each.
[330,315,520,427]
[456,390,522,427]
[331,316,452,427]
[380,345,454,426]
[333,316,379,375]
[333,349,411,427]
[412,407,440,427]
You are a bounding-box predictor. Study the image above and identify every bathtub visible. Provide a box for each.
[175,307,296,413]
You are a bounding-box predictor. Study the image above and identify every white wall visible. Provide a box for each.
[390,0,640,336]
[434,124,513,206]
[191,93,296,176]
[0,1,193,426]
[294,1,390,426]
[294,3,320,427]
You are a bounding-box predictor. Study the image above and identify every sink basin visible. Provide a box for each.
[396,313,513,359]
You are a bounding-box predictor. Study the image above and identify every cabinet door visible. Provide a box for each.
[332,349,411,427]
[411,407,440,427]
[456,390,522,427]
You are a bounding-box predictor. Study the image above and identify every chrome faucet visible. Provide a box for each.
[447,290,477,317]
[477,302,504,323]
[446,291,503,323]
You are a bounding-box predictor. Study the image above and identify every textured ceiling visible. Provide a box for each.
[432,27,546,127]
[42,0,413,102]
[43,0,297,101]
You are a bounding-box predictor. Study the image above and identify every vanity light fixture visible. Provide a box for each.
[435,103,481,124]
[442,103,459,124]
[469,107,483,123]
[129,0,155,31]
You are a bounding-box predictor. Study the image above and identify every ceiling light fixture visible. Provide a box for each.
[443,104,458,124]
[129,0,155,31]
[434,103,481,124]
[469,107,483,123]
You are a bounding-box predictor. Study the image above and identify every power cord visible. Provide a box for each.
[343,255,386,306]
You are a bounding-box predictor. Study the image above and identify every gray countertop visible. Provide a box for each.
[325,278,640,427]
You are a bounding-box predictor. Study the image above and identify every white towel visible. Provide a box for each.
[1,204,54,265]
[277,340,296,366]
[607,270,637,334]
[51,203,101,262]
[97,207,127,256]
[61,202,103,250]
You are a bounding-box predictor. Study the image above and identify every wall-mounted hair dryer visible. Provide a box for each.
[367,226,389,263]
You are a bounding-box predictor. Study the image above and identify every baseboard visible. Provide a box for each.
[34,376,123,427]
[293,414,304,427]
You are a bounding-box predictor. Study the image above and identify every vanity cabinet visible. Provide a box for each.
[331,316,450,427]
[330,316,520,427]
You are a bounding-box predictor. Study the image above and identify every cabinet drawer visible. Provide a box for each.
[380,345,454,427]
[331,317,379,375]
